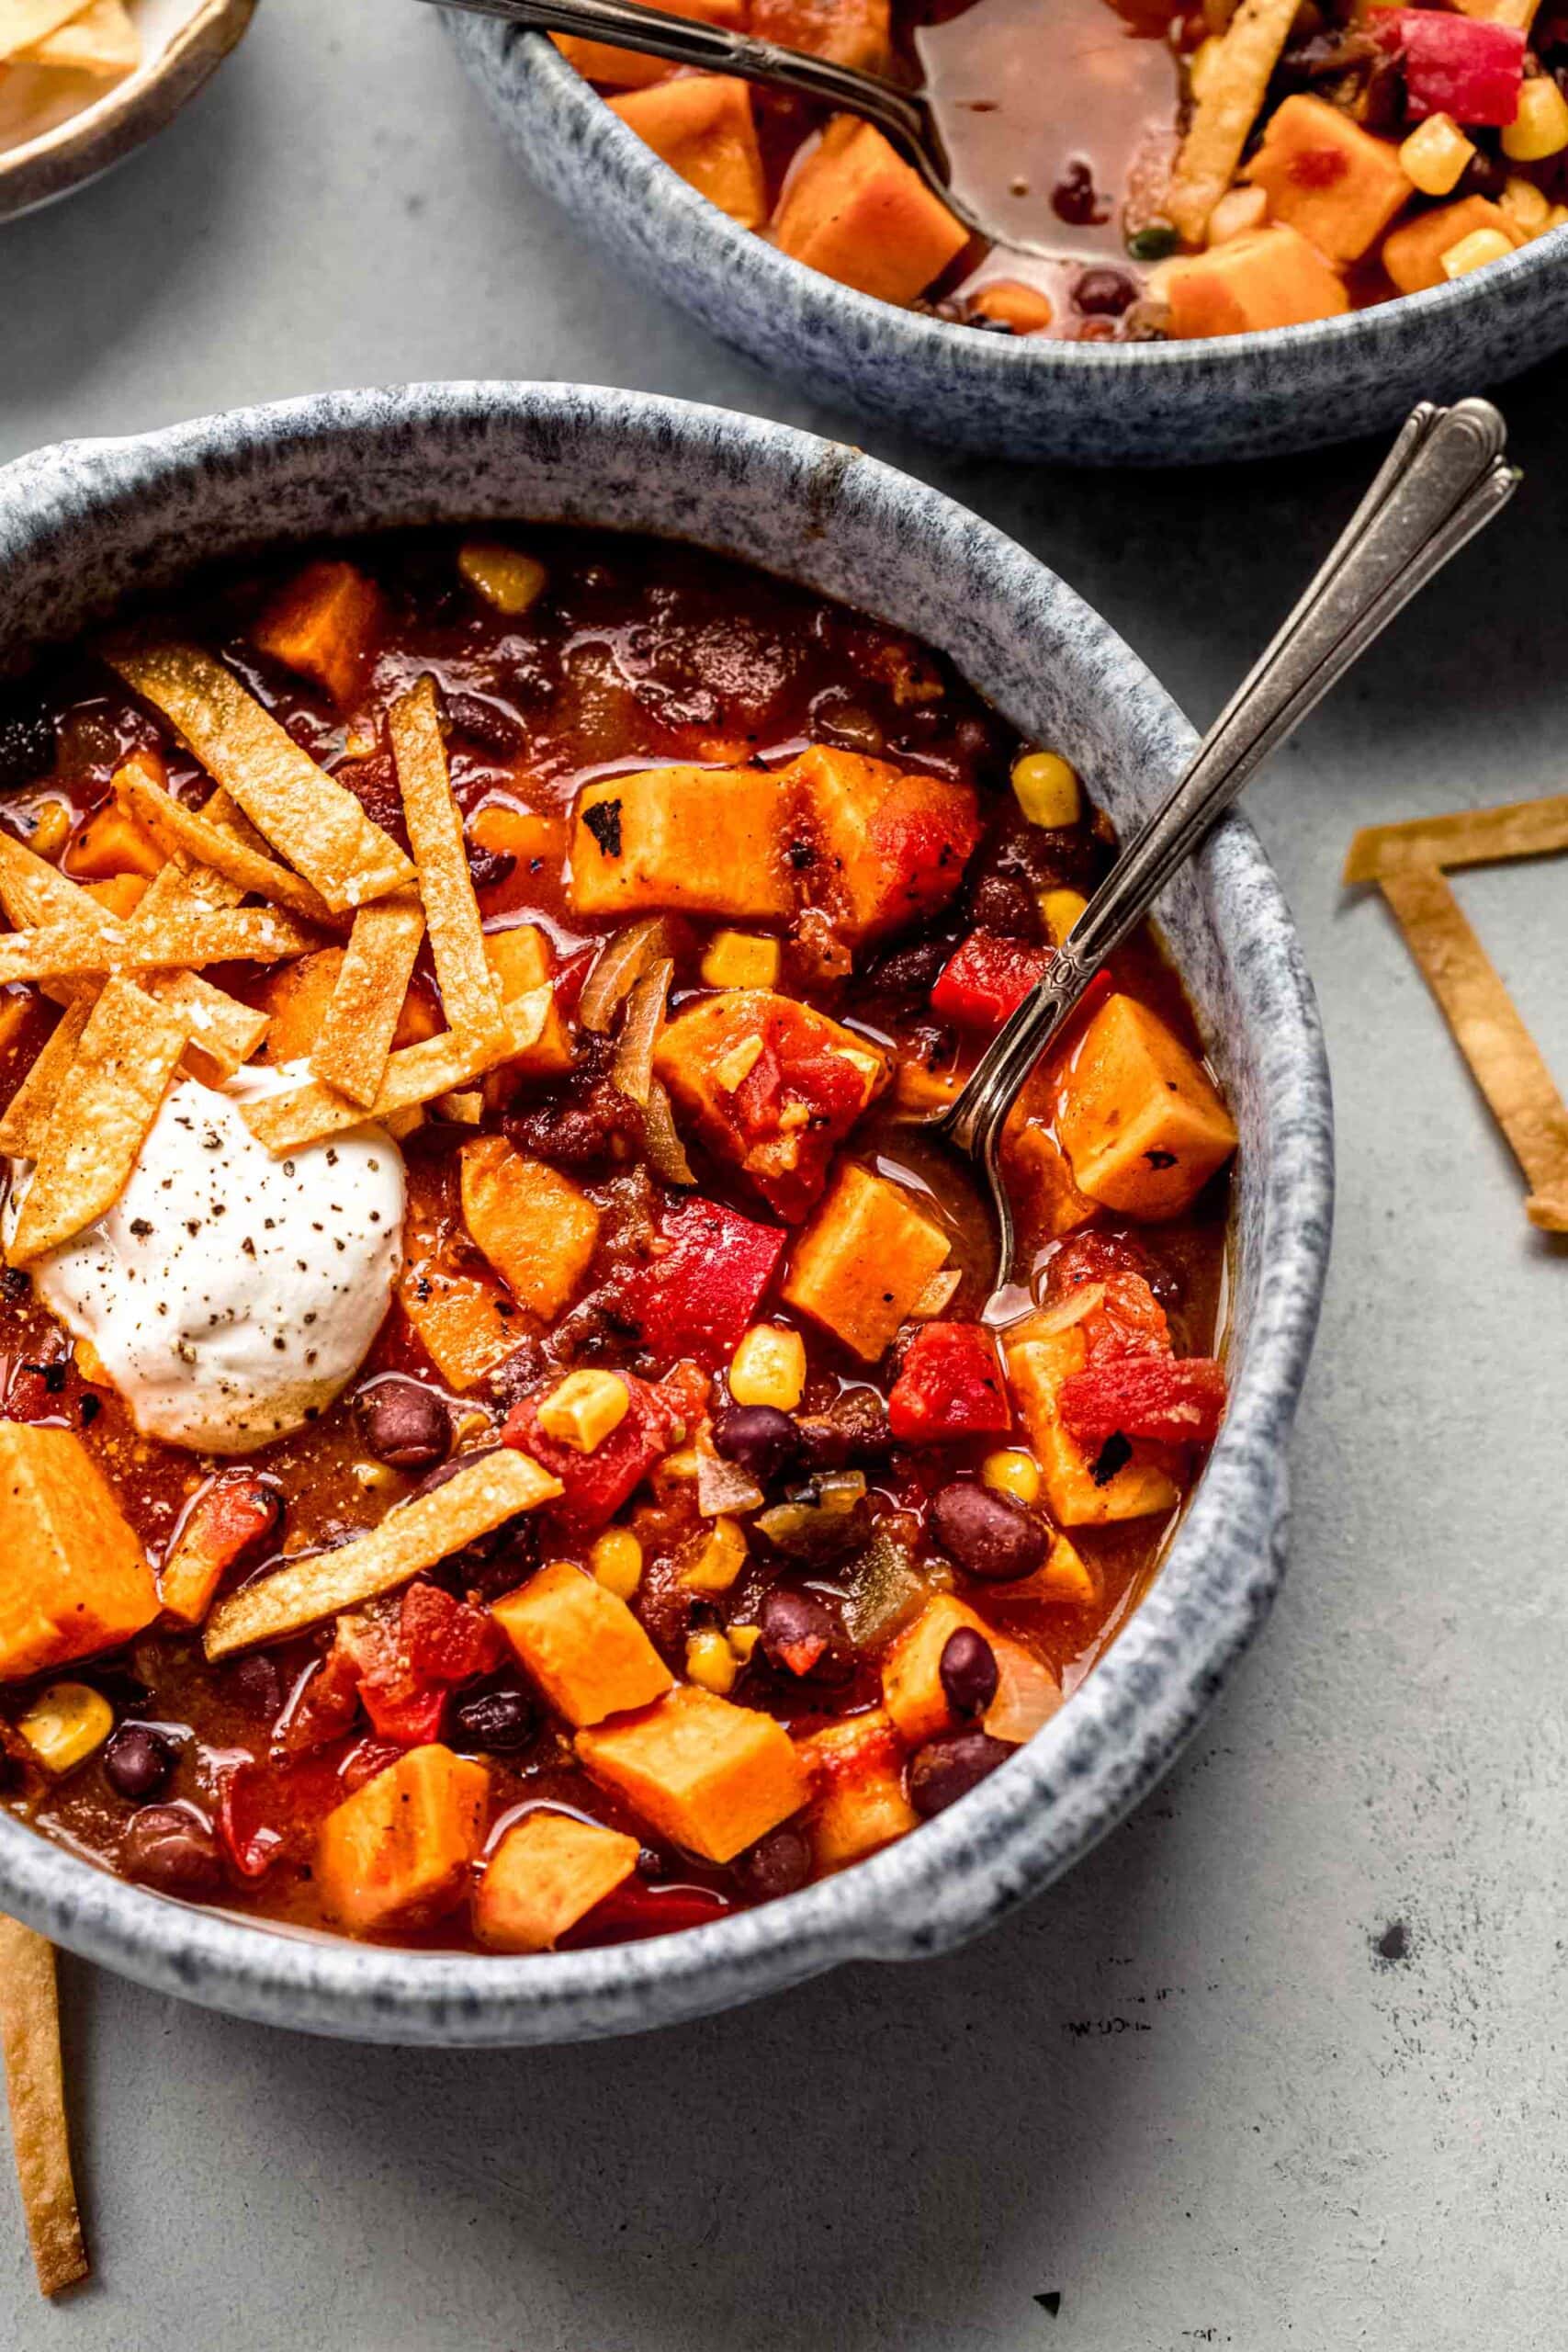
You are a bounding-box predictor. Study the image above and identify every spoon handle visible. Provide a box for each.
[943,399,1519,1178]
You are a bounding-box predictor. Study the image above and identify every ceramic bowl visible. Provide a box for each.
[0,0,255,224]
[0,382,1332,2042]
[448,15,1568,468]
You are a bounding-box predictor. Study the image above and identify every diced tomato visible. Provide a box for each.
[618,1199,787,1366]
[1058,1355,1226,1449]
[278,1645,364,1756]
[1374,10,1525,123]
[730,1039,784,1141]
[560,1877,734,1946]
[1045,1229,1156,1298]
[931,933,1050,1030]
[218,1749,347,1879]
[726,1006,877,1219]
[400,1580,500,1685]
[868,793,983,930]
[1083,1270,1171,1362]
[888,1321,1011,1442]
[183,1471,279,1566]
[502,1360,707,1537]
[358,1678,449,1747]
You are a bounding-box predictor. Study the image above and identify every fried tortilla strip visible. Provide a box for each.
[0,1921,87,2299]
[0,904,321,985]
[1380,865,1568,1233]
[0,0,86,59]
[389,676,504,1042]
[309,890,426,1107]
[121,767,344,929]
[1168,0,1302,243]
[0,1000,90,1159]
[242,983,552,1154]
[1345,794,1568,884]
[22,0,138,71]
[7,978,187,1264]
[204,1449,562,1657]
[106,644,414,913]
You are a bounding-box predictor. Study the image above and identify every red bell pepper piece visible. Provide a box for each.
[1375,9,1525,124]
[502,1361,707,1537]
[1058,1354,1227,1449]
[931,933,1050,1030]
[560,1877,734,1946]
[618,1199,787,1366]
[888,1321,1011,1442]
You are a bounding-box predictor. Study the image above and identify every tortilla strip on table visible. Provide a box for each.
[121,766,344,929]
[1167,0,1302,244]
[389,675,505,1043]
[242,982,552,1154]
[204,1449,563,1657]
[1379,865,1568,1232]
[0,904,321,985]
[309,890,426,1107]
[6,978,188,1264]
[0,999,91,1159]
[105,643,415,913]
[1344,793,1568,884]
[0,1919,88,2299]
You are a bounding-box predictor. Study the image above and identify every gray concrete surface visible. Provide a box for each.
[4,2,1567,2344]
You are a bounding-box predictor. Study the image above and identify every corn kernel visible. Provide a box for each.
[701,930,782,989]
[727,1623,761,1663]
[715,1033,765,1092]
[1503,76,1568,162]
[685,1628,738,1693]
[536,1369,631,1453]
[1441,227,1517,279]
[25,798,73,861]
[457,538,547,616]
[1500,175,1551,234]
[1397,113,1475,198]
[1041,887,1089,947]
[728,1323,807,1410]
[981,1448,1043,1508]
[1207,184,1269,244]
[1011,751,1081,831]
[681,1515,749,1593]
[591,1526,644,1600]
[19,1682,115,1775]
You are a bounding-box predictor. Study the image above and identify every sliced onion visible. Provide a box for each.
[644,1077,696,1187]
[695,1425,764,1518]
[578,917,675,1034]
[613,958,673,1109]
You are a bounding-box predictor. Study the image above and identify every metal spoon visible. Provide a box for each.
[936,397,1518,1301]
[419,0,1059,254]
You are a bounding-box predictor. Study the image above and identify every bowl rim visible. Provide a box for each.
[467,17,1568,384]
[0,381,1333,2042]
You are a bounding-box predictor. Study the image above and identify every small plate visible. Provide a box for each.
[0,0,256,223]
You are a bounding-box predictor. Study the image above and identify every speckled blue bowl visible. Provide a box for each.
[0,383,1331,2043]
[450,15,1568,466]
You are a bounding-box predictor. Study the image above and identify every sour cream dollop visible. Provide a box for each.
[5,1063,406,1453]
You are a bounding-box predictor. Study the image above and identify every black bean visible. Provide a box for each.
[731,1822,812,1903]
[1075,266,1137,317]
[908,1729,1016,1818]
[443,690,527,758]
[121,1804,224,1899]
[713,1405,800,1486]
[794,1387,894,1471]
[0,697,54,794]
[228,1654,283,1723]
[466,841,516,891]
[866,935,950,997]
[354,1375,452,1469]
[103,1724,175,1804]
[451,1689,535,1753]
[968,871,1044,940]
[932,1482,1050,1583]
[759,1587,840,1679]
[939,1626,998,1720]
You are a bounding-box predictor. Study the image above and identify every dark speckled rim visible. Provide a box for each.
[0,384,1332,2042]
[450,17,1568,466]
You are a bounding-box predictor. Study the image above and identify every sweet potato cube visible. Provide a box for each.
[83,873,150,919]
[1382,196,1521,293]
[473,1811,641,1951]
[881,1592,989,1747]
[1245,94,1413,263]
[62,803,167,882]
[609,76,767,230]
[1157,223,1350,338]
[571,766,792,922]
[315,1745,490,1936]
[0,1424,158,1682]
[484,922,573,1078]
[782,1162,951,1361]
[399,1253,520,1388]
[786,743,980,944]
[492,1559,672,1726]
[796,1709,916,1872]
[1004,1299,1179,1527]
[577,1686,808,1861]
[1054,992,1237,1220]
[252,560,383,710]
[258,947,345,1067]
[554,0,743,90]
[772,118,968,307]
[750,0,890,72]
[459,1136,600,1321]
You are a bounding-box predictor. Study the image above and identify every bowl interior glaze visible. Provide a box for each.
[0,384,1332,2041]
